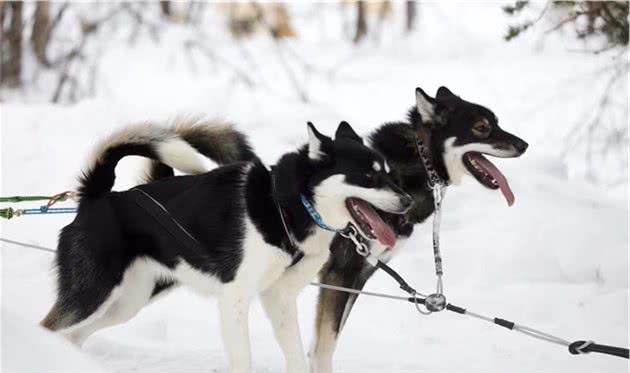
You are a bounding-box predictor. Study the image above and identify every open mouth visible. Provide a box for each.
[345,198,397,248]
[463,152,515,206]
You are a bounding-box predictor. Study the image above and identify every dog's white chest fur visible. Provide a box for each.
[171,215,333,298]
[228,218,333,295]
[229,217,295,293]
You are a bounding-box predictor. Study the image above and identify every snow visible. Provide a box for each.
[2,310,107,372]
[1,2,627,373]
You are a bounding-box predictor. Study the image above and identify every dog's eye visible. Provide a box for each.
[472,121,491,138]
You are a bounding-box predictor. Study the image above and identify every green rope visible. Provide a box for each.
[0,191,75,204]
[0,195,54,203]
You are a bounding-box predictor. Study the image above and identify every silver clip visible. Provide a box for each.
[340,224,370,257]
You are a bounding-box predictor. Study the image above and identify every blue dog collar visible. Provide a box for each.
[300,195,344,233]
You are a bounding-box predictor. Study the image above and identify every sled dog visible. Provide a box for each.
[41,120,412,373]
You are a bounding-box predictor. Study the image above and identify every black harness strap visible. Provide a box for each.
[132,170,305,270]
[131,188,204,253]
[270,166,304,267]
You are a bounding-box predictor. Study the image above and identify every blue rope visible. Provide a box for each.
[22,206,77,215]
[300,195,344,233]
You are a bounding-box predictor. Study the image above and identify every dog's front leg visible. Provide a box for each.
[260,285,307,373]
[308,252,379,373]
[218,293,252,373]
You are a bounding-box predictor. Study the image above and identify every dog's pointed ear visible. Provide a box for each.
[416,87,435,123]
[335,121,363,143]
[307,122,329,160]
[416,87,443,129]
[436,86,457,100]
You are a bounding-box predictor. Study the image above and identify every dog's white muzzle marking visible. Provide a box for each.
[442,137,518,184]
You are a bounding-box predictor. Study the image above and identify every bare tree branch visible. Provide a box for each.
[251,2,308,102]
[184,39,255,87]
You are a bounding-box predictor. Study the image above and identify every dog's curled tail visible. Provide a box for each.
[144,117,258,183]
[78,123,208,200]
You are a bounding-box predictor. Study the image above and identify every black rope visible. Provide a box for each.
[375,260,420,296]
[373,259,629,360]
[569,341,629,359]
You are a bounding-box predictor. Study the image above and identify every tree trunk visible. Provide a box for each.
[353,1,367,44]
[31,1,51,66]
[160,1,171,17]
[1,1,23,87]
[406,0,417,33]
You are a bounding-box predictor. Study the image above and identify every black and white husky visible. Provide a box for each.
[41,121,413,372]
[137,87,529,372]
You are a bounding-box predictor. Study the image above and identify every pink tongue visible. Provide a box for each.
[352,198,397,248]
[468,153,515,206]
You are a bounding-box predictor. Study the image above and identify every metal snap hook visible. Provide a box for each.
[340,223,370,257]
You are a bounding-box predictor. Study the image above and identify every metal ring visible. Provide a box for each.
[356,242,370,257]
[410,292,432,315]
[425,293,447,312]
[339,223,357,239]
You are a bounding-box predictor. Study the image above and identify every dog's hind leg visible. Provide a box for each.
[41,282,123,346]
[65,258,167,345]
[42,257,167,346]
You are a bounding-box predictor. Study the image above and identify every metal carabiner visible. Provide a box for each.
[339,223,370,257]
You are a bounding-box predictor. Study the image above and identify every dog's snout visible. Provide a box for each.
[514,139,528,154]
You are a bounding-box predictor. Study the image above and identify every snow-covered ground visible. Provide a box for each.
[1,3,627,373]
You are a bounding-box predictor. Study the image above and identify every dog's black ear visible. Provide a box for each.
[436,86,458,100]
[335,121,363,143]
[307,122,331,161]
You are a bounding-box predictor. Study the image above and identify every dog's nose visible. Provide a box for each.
[400,194,414,211]
[514,139,529,154]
